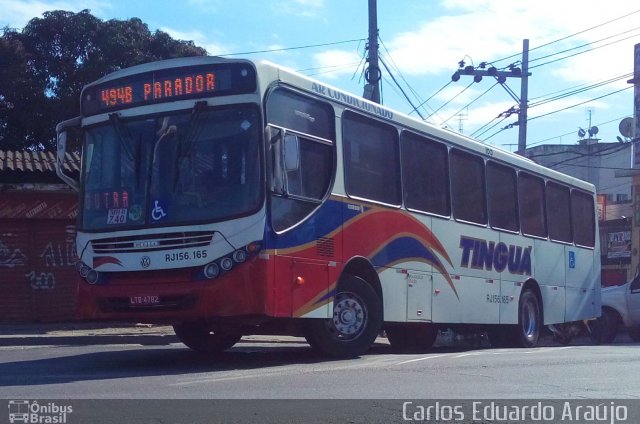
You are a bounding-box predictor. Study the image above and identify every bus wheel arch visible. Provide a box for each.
[304,258,383,358]
[341,256,383,309]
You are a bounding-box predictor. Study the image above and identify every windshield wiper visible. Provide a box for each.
[109,113,135,161]
[173,101,208,191]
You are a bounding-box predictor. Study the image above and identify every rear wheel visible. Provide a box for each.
[589,308,619,345]
[305,275,382,358]
[173,322,242,353]
[514,289,542,347]
[386,323,438,353]
[489,289,542,348]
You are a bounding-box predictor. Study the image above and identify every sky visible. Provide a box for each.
[2,0,639,153]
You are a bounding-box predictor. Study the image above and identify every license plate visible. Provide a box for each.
[130,295,160,305]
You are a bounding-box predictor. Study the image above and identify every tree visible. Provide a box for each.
[0,10,207,151]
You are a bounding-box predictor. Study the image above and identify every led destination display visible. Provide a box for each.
[81,62,256,116]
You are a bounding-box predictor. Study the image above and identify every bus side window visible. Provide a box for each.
[450,148,486,224]
[571,190,595,247]
[401,131,450,216]
[546,182,572,243]
[487,161,519,232]
[518,172,547,238]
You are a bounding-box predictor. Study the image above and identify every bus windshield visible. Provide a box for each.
[81,104,262,230]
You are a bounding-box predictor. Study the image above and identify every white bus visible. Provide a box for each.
[56,56,600,358]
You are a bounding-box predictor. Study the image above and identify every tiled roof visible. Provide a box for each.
[0,150,81,183]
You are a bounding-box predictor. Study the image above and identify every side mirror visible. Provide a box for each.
[56,117,81,191]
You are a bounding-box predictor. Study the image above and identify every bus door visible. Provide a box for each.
[265,88,337,318]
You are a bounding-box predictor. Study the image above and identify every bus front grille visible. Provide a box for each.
[91,231,214,254]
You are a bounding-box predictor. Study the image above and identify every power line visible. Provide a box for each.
[218,38,365,57]
[527,115,632,147]
[527,86,633,121]
[529,73,633,102]
[490,9,640,65]
[529,31,640,70]
[529,27,640,65]
[442,82,499,126]
[529,73,633,108]
[426,81,475,120]
[378,56,425,119]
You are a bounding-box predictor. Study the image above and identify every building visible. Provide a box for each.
[0,150,81,323]
[525,139,633,285]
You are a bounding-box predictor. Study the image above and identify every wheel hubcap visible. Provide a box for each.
[521,298,538,340]
[330,292,367,340]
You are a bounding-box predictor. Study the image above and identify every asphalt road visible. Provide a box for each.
[1,325,639,423]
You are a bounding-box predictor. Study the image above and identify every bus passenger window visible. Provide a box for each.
[571,190,595,247]
[518,173,546,237]
[343,111,401,205]
[450,149,486,224]
[401,132,450,216]
[546,182,572,243]
[487,161,518,231]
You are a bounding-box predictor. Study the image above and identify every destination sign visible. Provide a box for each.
[81,62,256,116]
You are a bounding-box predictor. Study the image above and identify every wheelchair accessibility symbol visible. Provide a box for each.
[151,200,167,221]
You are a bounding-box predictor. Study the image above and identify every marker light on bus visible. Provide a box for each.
[78,263,90,278]
[220,257,234,271]
[232,249,247,263]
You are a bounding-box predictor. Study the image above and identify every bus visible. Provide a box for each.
[56,56,600,358]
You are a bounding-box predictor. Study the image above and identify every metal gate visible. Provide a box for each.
[0,191,78,323]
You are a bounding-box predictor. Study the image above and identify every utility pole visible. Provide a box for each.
[518,39,530,155]
[363,0,381,104]
[629,43,640,279]
[451,39,531,155]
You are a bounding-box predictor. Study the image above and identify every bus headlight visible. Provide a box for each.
[220,257,233,271]
[204,262,220,279]
[86,269,100,285]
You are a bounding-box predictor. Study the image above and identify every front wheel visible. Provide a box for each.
[173,322,242,353]
[305,275,382,358]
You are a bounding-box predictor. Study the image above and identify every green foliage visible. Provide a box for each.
[0,9,207,151]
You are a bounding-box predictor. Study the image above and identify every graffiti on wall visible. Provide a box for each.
[0,226,77,291]
[26,225,77,290]
[0,240,27,268]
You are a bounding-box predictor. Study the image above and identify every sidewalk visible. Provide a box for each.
[0,322,178,347]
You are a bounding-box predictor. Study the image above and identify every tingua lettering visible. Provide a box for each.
[459,236,532,275]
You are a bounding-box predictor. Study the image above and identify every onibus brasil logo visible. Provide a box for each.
[8,400,73,423]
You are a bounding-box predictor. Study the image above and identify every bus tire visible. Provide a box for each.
[386,323,438,353]
[513,289,542,348]
[173,322,242,353]
[304,275,382,358]
[589,308,619,344]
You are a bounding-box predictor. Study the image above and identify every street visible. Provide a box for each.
[1,331,639,399]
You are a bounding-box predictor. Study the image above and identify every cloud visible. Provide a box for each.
[160,26,228,56]
[384,0,638,85]
[311,50,362,79]
[274,0,326,19]
[1,0,111,29]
